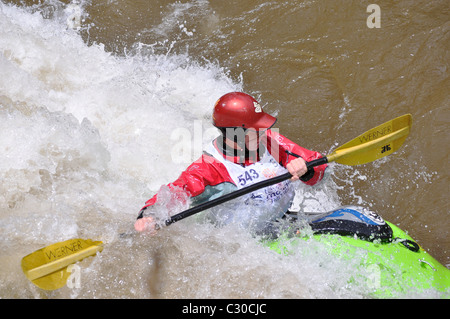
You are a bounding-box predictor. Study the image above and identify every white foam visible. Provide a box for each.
[2,2,435,299]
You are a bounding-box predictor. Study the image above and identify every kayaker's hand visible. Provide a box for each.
[134,216,159,235]
[286,157,308,181]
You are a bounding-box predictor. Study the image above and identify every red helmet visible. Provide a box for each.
[212,92,277,130]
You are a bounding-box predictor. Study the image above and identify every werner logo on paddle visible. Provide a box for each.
[44,240,84,261]
[21,238,103,290]
[358,125,392,143]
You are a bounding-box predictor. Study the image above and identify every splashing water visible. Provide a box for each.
[0,2,445,299]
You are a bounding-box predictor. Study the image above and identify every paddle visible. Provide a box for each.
[21,238,103,290]
[21,113,411,290]
[166,113,412,225]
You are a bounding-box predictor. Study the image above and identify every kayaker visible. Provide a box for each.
[135,92,328,235]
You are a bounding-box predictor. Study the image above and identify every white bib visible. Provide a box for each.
[204,141,295,233]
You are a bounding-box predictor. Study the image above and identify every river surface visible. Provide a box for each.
[0,0,448,298]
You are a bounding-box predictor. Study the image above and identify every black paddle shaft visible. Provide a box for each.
[165,157,329,226]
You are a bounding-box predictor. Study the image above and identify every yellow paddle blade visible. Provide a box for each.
[21,238,103,290]
[327,114,412,166]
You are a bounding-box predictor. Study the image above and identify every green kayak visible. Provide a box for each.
[266,205,450,297]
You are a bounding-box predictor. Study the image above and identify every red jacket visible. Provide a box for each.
[142,129,327,210]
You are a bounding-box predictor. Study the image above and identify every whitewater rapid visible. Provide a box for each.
[1,2,444,299]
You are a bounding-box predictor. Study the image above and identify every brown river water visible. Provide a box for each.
[0,0,448,298]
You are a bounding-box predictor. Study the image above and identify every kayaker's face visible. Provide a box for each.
[223,128,266,152]
[245,129,264,151]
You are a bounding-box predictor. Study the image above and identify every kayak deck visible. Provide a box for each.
[265,207,450,297]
